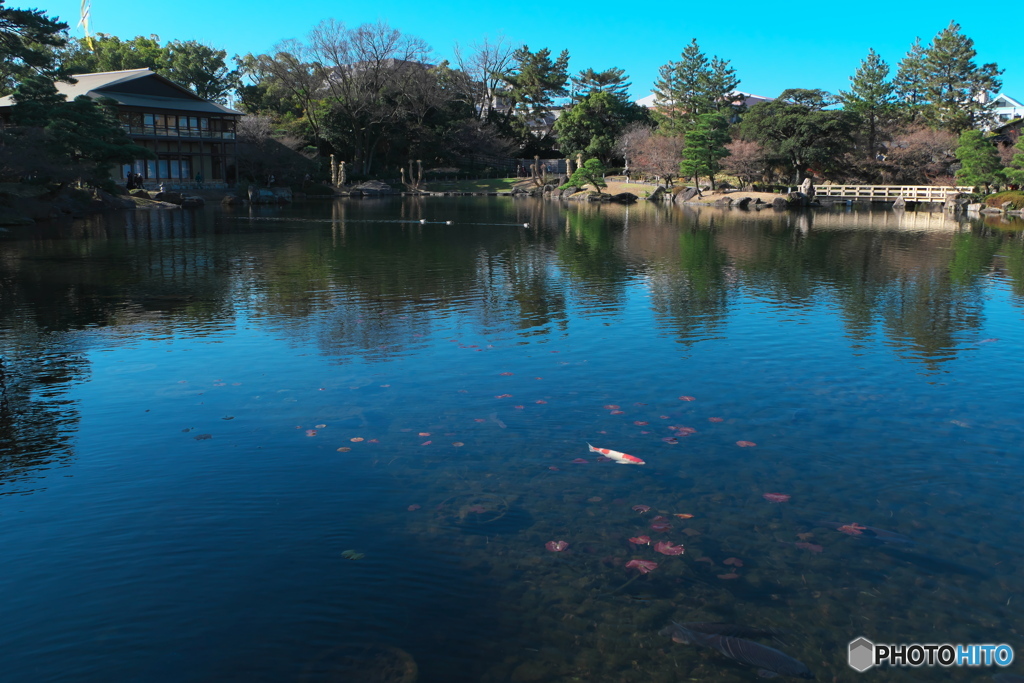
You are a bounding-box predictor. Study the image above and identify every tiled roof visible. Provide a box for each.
[0,68,242,115]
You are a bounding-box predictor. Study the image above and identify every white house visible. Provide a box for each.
[991,93,1024,124]
[635,91,773,110]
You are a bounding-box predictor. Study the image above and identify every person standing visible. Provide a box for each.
[195,171,204,189]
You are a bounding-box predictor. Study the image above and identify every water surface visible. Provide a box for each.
[1,198,1022,682]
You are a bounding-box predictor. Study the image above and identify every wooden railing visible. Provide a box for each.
[812,185,974,202]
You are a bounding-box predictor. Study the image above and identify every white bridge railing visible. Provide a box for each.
[811,185,975,203]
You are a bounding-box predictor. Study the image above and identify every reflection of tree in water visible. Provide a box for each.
[999,231,1024,305]
[694,209,998,370]
[556,206,629,308]
[646,214,731,344]
[0,210,238,488]
[0,322,85,492]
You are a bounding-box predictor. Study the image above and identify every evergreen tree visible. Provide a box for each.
[553,91,648,163]
[59,33,165,75]
[570,67,630,103]
[162,40,238,103]
[919,21,1003,133]
[679,113,730,190]
[500,45,569,127]
[839,48,897,158]
[563,157,607,194]
[1004,137,1024,186]
[0,0,67,94]
[652,39,738,136]
[893,37,927,119]
[954,130,1003,192]
[738,89,858,184]
[10,74,152,183]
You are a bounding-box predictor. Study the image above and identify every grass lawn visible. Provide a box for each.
[422,177,532,193]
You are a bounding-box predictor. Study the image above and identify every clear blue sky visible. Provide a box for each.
[43,0,1021,102]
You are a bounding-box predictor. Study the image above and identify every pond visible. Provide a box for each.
[0,197,1022,682]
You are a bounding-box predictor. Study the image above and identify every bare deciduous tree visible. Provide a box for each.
[615,122,653,178]
[307,19,436,174]
[631,133,684,185]
[452,34,515,121]
[882,126,957,184]
[721,139,766,188]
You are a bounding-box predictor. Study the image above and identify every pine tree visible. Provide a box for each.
[570,67,630,103]
[893,37,927,119]
[840,48,897,158]
[919,22,1003,133]
[1001,136,1024,186]
[679,113,730,190]
[564,158,608,194]
[652,39,738,136]
[955,130,1003,192]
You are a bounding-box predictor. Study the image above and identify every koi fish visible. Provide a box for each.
[660,622,814,679]
[587,443,644,465]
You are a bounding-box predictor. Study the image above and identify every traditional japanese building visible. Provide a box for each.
[0,68,243,188]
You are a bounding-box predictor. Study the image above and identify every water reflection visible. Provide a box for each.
[0,198,1022,682]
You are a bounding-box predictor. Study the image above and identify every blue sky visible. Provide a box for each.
[44,0,1021,102]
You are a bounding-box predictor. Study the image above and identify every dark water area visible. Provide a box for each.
[1,198,1022,682]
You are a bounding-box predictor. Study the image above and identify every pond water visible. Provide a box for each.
[0,198,1022,682]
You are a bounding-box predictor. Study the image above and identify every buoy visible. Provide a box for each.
[419,219,427,224]
[445,220,453,225]
[523,222,529,227]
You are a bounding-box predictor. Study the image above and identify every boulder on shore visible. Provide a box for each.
[609,192,638,204]
[677,187,700,203]
[351,180,397,196]
[646,186,665,201]
[154,191,183,205]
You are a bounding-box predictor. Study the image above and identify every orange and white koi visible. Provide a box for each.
[587,443,645,465]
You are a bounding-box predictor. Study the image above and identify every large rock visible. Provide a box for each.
[646,186,665,201]
[180,195,205,208]
[735,196,752,209]
[772,197,789,210]
[800,177,815,197]
[129,188,150,199]
[944,192,967,213]
[609,192,638,204]
[677,187,700,203]
[893,196,906,210]
[351,180,397,196]
[221,194,244,206]
[153,191,183,205]
[714,197,733,207]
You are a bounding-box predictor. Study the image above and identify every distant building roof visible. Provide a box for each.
[635,91,773,109]
[0,68,242,115]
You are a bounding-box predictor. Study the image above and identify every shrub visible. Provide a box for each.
[985,190,1024,209]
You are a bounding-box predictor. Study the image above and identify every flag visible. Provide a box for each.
[78,0,94,49]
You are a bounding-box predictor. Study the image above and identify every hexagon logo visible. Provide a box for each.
[849,637,875,672]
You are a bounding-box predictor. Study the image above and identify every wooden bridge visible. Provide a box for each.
[810,185,974,203]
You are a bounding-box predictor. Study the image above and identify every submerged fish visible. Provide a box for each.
[587,443,644,465]
[660,621,814,679]
[818,521,913,544]
[675,622,787,640]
